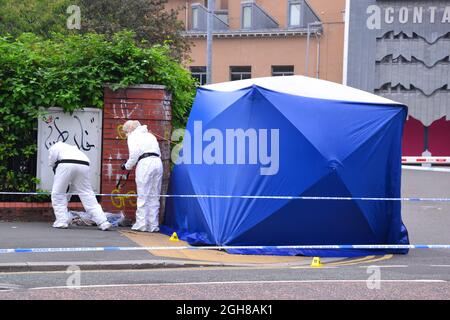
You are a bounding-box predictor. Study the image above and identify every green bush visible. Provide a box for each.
[0,31,196,194]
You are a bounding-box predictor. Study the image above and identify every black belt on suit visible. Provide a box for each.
[53,159,89,173]
[138,153,160,163]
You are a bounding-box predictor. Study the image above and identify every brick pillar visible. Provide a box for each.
[102,85,172,224]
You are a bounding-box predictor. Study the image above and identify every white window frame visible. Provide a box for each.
[288,1,302,27]
[272,65,295,76]
[190,66,207,85]
[242,5,252,29]
[192,6,199,29]
[230,66,252,81]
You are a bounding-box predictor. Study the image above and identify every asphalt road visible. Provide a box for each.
[0,262,449,299]
[0,167,449,300]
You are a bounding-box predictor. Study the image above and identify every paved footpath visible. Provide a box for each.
[1,168,450,272]
[0,222,345,272]
[0,168,449,299]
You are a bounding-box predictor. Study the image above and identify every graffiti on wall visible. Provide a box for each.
[37,108,102,192]
[110,125,137,210]
[111,100,144,119]
[43,115,96,151]
[105,101,140,211]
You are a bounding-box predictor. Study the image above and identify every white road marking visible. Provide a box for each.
[1,263,449,276]
[430,265,450,267]
[358,265,408,268]
[402,165,450,173]
[0,265,304,275]
[0,283,22,290]
[290,266,339,269]
[29,279,447,291]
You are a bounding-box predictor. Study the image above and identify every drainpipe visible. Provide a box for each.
[185,1,189,31]
[305,21,322,77]
[305,24,310,76]
[315,31,321,78]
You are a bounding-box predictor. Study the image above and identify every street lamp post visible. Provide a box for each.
[206,0,215,84]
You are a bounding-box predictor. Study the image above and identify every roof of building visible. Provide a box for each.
[202,75,404,106]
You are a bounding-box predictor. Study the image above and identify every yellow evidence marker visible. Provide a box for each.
[310,257,322,267]
[169,232,180,242]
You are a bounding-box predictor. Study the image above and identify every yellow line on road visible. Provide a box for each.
[121,231,395,268]
[324,254,393,267]
[357,254,394,265]
[323,255,376,266]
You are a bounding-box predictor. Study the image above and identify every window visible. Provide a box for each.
[242,5,252,29]
[272,66,294,76]
[190,66,207,85]
[289,1,301,27]
[215,10,229,25]
[192,7,199,29]
[241,2,278,30]
[230,66,251,81]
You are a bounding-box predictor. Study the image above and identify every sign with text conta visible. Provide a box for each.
[37,108,103,193]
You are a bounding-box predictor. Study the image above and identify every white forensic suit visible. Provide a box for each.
[48,142,111,230]
[123,125,163,232]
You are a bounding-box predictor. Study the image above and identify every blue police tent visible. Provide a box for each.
[162,76,410,257]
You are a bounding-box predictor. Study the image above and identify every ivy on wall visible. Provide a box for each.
[0,31,196,194]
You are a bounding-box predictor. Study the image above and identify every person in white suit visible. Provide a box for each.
[121,120,163,232]
[48,141,112,231]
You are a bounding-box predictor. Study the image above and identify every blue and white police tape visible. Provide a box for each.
[1,244,450,254]
[0,191,450,202]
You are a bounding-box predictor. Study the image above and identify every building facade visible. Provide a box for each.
[166,0,346,84]
[345,0,450,157]
[166,0,449,158]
